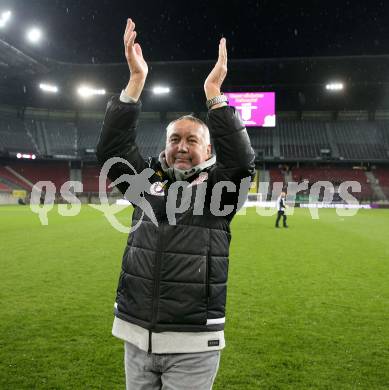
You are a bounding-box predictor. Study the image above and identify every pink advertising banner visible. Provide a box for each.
[224,92,276,127]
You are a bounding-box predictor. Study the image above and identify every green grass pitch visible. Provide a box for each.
[1,205,389,389]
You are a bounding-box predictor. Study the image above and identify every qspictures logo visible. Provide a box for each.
[30,158,363,233]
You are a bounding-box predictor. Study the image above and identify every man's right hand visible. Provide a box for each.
[123,18,148,101]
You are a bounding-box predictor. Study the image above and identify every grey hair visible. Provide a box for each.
[166,115,210,145]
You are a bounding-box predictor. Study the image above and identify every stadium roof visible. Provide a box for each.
[0,38,48,75]
[1,1,389,63]
[1,53,389,112]
[1,1,389,111]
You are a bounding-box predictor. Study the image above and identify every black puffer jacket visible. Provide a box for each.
[96,96,255,336]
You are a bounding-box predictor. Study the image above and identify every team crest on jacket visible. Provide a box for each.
[150,181,166,196]
[187,172,208,188]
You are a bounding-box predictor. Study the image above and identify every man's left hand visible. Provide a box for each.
[204,38,228,100]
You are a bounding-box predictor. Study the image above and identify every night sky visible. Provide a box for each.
[1,0,389,64]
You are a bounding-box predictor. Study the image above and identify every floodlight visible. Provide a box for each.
[325,82,344,91]
[26,27,43,44]
[153,86,170,95]
[0,10,11,28]
[39,83,59,93]
[77,85,106,98]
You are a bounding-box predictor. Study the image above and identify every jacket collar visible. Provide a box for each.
[158,151,216,181]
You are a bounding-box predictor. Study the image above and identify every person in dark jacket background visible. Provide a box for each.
[96,18,255,390]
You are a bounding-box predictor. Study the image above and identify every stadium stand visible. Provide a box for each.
[0,110,167,159]
[135,119,166,158]
[248,127,274,158]
[332,122,388,160]
[1,104,389,201]
[267,167,288,200]
[0,182,11,192]
[0,116,37,153]
[291,166,374,201]
[8,161,70,191]
[81,165,100,193]
[77,119,102,152]
[278,121,330,159]
[2,105,389,163]
[372,167,389,198]
[81,164,112,193]
[247,119,389,162]
[0,165,32,190]
[43,120,78,156]
[268,167,286,185]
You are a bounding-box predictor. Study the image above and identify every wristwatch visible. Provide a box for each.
[206,94,228,109]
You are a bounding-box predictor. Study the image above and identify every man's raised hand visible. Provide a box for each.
[123,18,148,101]
[204,38,228,101]
[124,18,148,79]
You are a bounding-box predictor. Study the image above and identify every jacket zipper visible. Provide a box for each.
[148,223,165,354]
[205,251,210,304]
[205,228,211,306]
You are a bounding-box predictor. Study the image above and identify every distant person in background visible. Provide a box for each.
[275,191,288,228]
[39,190,45,205]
